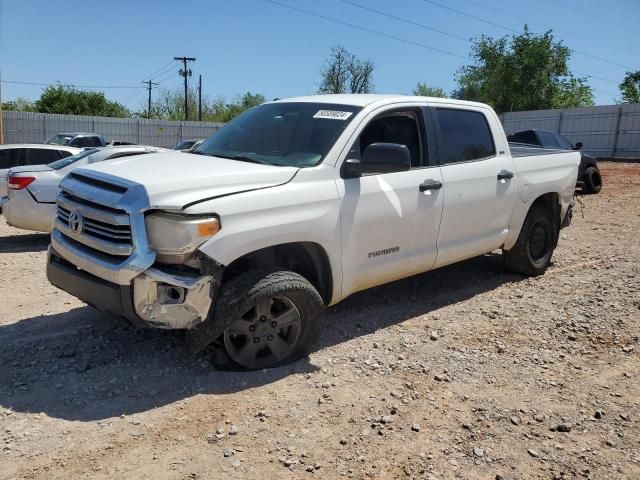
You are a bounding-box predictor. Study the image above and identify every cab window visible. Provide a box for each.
[354,110,424,168]
[436,108,495,164]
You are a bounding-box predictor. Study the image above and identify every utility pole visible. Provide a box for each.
[144,80,159,119]
[198,75,202,121]
[174,56,195,121]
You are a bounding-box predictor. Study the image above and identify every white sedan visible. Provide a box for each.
[1,145,167,232]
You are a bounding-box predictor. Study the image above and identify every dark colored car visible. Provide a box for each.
[46,132,108,148]
[508,129,602,194]
[174,139,204,151]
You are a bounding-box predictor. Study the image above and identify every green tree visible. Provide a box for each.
[318,45,374,94]
[34,84,130,117]
[149,87,266,122]
[412,83,447,98]
[619,71,640,104]
[1,97,36,112]
[453,27,594,112]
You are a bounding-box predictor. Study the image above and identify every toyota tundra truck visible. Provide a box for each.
[46,95,579,370]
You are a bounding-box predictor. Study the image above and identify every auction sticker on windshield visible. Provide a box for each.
[313,110,353,120]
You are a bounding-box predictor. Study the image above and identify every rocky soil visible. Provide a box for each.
[0,162,638,480]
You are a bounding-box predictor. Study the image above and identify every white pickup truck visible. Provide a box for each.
[47,94,579,370]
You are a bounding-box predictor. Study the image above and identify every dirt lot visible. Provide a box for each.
[0,162,638,480]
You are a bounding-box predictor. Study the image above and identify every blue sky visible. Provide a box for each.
[1,0,638,111]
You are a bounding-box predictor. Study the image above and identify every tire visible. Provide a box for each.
[582,166,602,194]
[504,205,555,276]
[207,270,325,371]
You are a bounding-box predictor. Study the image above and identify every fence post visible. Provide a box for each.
[557,111,564,134]
[612,106,623,159]
[43,114,47,142]
[137,119,141,144]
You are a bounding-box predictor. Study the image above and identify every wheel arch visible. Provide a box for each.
[220,241,334,305]
[505,191,563,251]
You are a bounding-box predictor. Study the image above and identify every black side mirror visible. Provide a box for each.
[342,143,411,178]
[574,142,583,150]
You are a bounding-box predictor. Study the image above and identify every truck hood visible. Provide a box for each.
[76,151,300,209]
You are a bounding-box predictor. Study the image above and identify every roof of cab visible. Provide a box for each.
[270,93,489,109]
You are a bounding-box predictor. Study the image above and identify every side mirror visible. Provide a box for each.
[342,143,411,178]
[574,142,583,150]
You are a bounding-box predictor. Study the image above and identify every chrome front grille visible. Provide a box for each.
[56,195,133,256]
[51,169,155,285]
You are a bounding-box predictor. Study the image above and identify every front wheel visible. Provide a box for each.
[504,205,556,276]
[211,270,325,370]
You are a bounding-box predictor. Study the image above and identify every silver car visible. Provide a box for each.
[0,144,82,199]
[1,145,167,232]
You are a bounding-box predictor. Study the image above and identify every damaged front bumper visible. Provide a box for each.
[47,247,215,330]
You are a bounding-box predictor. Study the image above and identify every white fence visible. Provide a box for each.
[500,104,640,159]
[1,111,224,148]
[3,105,640,158]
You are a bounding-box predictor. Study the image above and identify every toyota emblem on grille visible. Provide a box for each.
[68,210,84,234]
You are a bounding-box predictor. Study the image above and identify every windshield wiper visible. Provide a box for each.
[208,152,273,165]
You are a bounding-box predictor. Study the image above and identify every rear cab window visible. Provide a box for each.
[435,108,496,164]
[509,131,538,146]
[554,134,573,150]
[537,131,559,148]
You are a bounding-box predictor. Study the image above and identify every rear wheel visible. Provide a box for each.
[504,205,555,276]
[211,270,325,370]
[582,166,602,194]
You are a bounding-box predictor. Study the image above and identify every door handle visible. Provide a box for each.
[497,170,514,181]
[419,180,442,192]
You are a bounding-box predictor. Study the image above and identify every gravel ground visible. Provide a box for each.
[0,162,638,480]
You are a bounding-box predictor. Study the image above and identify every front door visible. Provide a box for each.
[337,108,443,298]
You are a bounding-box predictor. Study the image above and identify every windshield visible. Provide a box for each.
[46,134,73,146]
[194,102,361,167]
[48,148,99,170]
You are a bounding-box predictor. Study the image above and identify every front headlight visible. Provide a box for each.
[145,212,220,264]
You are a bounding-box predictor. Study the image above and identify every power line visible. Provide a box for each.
[421,0,636,71]
[338,0,470,43]
[146,60,179,81]
[155,67,179,85]
[459,0,639,56]
[548,0,637,33]
[1,79,144,89]
[339,0,622,86]
[264,0,468,60]
[121,60,180,111]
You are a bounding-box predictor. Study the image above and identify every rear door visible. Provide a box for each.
[432,106,517,268]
